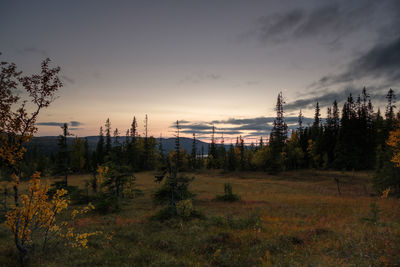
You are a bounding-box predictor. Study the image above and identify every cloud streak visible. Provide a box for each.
[16,46,48,57]
[179,72,222,84]
[285,35,400,112]
[174,116,314,139]
[246,1,378,46]
[37,121,84,127]
[314,36,400,88]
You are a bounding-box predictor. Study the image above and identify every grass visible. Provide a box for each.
[1,169,400,266]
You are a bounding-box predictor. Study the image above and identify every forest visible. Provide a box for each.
[1,58,400,266]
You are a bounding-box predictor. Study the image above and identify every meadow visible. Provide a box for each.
[1,170,399,266]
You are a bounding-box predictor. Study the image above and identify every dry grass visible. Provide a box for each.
[1,169,399,266]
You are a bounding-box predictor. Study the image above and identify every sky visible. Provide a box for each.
[1,0,399,142]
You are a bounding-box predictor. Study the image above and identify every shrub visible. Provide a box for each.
[92,192,120,214]
[215,183,240,202]
[153,174,195,205]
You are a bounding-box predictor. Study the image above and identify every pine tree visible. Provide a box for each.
[130,116,137,142]
[174,120,181,174]
[105,118,112,156]
[128,116,138,169]
[142,114,150,170]
[114,128,120,145]
[385,88,396,136]
[191,133,197,170]
[56,123,71,186]
[208,125,217,168]
[83,138,91,172]
[239,136,245,170]
[71,137,86,173]
[298,109,304,133]
[96,126,105,165]
[259,137,264,148]
[158,134,166,167]
[227,143,236,171]
[313,102,321,129]
[269,92,287,172]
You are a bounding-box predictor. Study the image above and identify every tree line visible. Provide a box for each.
[2,88,399,195]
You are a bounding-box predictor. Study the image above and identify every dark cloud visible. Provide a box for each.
[288,35,400,112]
[285,86,398,112]
[313,36,400,88]
[69,127,84,131]
[70,121,83,127]
[212,116,313,125]
[37,122,64,127]
[248,1,379,46]
[37,121,84,127]
[180,129,242,136]
[175,116,313,138]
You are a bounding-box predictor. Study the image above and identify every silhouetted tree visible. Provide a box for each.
[269,92,287,172]
[55,123,71,186]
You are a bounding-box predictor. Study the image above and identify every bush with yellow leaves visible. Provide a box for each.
[5,172,101,264]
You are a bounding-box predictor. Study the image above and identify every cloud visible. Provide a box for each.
[285,85,398,112]
[313,36,400,88]
[37,121,84,127]
[16,46,47,57]
[245,1,380,46]
[174,116,313,138]
[37,122,64,127]
[286,33,400,112]
[212,116,313,126]
[70,121,83,127]
[179,72,222,84]
[61,75,75,85]
[180,129,243,136]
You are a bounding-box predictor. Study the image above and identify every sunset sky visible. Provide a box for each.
[1,0,399,142]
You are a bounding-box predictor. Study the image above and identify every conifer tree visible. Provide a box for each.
[227,143,236,171]
[128,116,138,169]
[71,137,86,173]
[298,109,304,133]
[208,125,217,168]
[313,102,321,129]
[83,138,91,172]
[56,123,71,186]
[385,88,396,136]
[96,126,105,165]
[239,136,245,170]
[269,92,287,172]
[190,133,197,170]
[105,118,112,156]
[143,114,150,169]
[114,128,120,145]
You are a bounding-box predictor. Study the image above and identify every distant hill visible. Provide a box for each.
[27,136,229,155]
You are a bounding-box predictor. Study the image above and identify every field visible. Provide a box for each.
[1,170,400,266]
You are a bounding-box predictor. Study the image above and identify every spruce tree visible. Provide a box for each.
[56,123,71,186]
[114,128,120,145]
[269,92,287,172]
[208,125,217,168]
[143,114,150,169]
[96,126,105,165]
[128,116,138,169]
[385,88,396,136]
[191,133,197,170]
[84,138,91,172]
[105,118,112,156]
